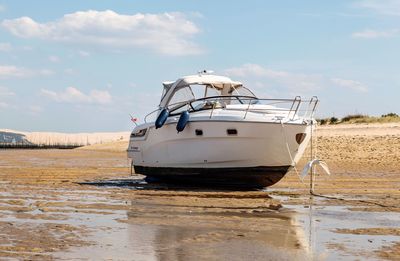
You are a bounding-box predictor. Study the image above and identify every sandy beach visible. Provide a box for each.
[0,123,399,260]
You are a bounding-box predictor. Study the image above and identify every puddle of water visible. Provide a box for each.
[288,203,400,261]
[55,202,310,261]
[74,178,400,260]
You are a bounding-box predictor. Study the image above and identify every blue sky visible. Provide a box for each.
[0,0,399,132]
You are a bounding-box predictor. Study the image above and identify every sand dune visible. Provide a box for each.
[316,122,400,137]
[0,128,130,146]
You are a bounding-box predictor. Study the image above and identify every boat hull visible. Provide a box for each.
[135,165,291,188]
[128,118,312,188]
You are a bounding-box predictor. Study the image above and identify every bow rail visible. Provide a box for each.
[144,96,318,123]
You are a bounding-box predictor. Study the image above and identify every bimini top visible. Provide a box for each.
[159,73,244,108]
[163,74,242,90]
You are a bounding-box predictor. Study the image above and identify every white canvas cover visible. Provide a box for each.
[159,74,243,107]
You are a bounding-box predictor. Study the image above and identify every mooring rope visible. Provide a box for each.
[279,120,306,185]
[309,192,397,209]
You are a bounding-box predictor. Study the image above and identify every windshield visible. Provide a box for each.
[168,86,194,106]
[230,86,256,97]
[167,84,221,106]
[165,84,258,114]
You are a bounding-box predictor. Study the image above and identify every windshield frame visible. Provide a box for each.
[164,83,257,108]
[167,95,259,116]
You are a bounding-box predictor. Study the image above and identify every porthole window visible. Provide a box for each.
[227,129,238,135]
[195,129,203,136]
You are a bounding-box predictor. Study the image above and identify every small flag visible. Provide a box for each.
[129,114,138,125]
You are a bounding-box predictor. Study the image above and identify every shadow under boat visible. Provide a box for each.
[78,176,271,191]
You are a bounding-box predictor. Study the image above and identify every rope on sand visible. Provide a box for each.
[309,192,397,209]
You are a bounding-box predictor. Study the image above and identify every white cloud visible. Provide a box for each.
[0,5,5,12]
[0,86,15,96]
[331,78,368,92]
[0,65,31,78]
[352,29,399,38]
[0,42,12,51]
[78,50,90,57]
[22,45,33,51]
[40,87,112,104]
[0,102,8,109]
[2,10,203,56]
[225,63,323,92]
[0,65,53,78]
[64,68,77,75]
[48,55,60,62]
[39,69,54,76]
[225,63,368,95]
[90,90,112,104]
[0,87,13,110]
[355,0,400,16]
[28,105,43,115]
[352,1,400,39]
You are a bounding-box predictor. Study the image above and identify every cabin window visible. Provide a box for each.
[168,86,195,106]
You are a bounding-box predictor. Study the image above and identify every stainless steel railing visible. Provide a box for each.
[144,96,318,123]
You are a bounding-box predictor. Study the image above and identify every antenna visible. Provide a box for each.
[198,70,214,75]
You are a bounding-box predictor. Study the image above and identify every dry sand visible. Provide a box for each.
[275,122,400,195]
[0,122,399,260]
[77,140,129,152]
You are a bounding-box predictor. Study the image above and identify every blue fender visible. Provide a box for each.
[176,111,190,133]
[155,108,169,129]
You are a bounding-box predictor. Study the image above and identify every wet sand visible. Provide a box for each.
[0,123,399,260]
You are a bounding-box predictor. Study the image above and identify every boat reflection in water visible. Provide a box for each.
[125,196,311,260]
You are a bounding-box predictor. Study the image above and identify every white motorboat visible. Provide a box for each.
[127,71,318,187]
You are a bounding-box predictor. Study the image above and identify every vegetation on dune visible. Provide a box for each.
[382,112,399,118]
[317,113,400,125]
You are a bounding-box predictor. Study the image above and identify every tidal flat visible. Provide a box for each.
[0,123,400,260]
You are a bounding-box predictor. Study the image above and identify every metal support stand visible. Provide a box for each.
[310,122,314,194]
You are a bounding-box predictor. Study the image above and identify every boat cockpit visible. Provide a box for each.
[164,83,258,116]
[143,73,318,126]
